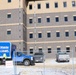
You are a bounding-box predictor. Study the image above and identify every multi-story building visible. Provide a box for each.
[0,0,27,52]
[0,0,76,58]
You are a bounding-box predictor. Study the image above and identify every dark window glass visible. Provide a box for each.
[8,0,11,2]
[38,33,42,38]
[7,14,11,18]
[38,18,41,23]
[56,32,60,37]
[7,31,11,35]
[74,31,76,36]
[72,1,75,7]
[29,19,33,24]
[75,47,76,52]
[48,48,51,53]
[30,49,33,54]
[55,17,59,22]
[47,18,50,22]
[73,16,76,21]
[38,4,41,9]
[55,2,58,8]
[47,32,51,38]
[29,4,32,10]
[29,33,33,38]
[66,47,70,52]
[65,32,69,37]
[46,3,49,8]
[39,48,42,53]
[64,17,68,21]
[63,2,67,7]
[57,48,61,53]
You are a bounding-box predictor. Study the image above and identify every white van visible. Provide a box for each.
[56,52,70,62]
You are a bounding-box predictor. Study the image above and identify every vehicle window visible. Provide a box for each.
[17,52,22,56]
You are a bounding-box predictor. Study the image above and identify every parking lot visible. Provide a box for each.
[0,58,76,75]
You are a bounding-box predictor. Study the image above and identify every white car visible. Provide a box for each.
[56,52,70,62]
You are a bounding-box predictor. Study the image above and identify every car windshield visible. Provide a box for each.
[34,53,43,55]
[59,52,67,55]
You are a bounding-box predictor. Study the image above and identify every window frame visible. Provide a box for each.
[37,3,41,9]
[7,30,11,35]
[29,33,33,38]
[38,33,42,38]
[30,49,33,54]
[7,14,11,18]
[63,2,67,7]
[66,46,70,52]
[65,31,69,37]
[8,0,11,3]
[55,2,58,8]
[64,16,68,22]
[48,48,51,53]
[29,4,32,10]
[55,17,59,22]
[29,18,33,24]
[46,3,50,8]
[56,32,60,37]
[38,18,41,23]
[73,16,76,21]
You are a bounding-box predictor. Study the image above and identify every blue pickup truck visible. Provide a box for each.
[0,42,35,66]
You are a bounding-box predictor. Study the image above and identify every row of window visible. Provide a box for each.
[29,16,76,24]
[29,46,76,54]
[29,1,76,10]
[29,31,76,38]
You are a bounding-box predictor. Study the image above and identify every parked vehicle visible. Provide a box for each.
[56,52,70,62]
[34,52,45,63]
[0,42,35,66]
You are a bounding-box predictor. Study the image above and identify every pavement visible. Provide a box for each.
[0,58,76,75]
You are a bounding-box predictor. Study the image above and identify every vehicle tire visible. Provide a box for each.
[67,60,69,62]
[23,60,30,66]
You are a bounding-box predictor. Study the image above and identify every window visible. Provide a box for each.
[75,47,76,52]
[7,30,11,35]
[46,3,49,8]
[55,2,58,8]
[57,47,61,53]
[55,17,59,22]
[8,0,11,2]
[39,48,42,53]
[65,31,69,37]
[47,32,51,38]
[56,32,60,37]
[72,1,76,7]
[64,16,68,22]
[46,17,50,22]
[29,33,33,38]
[63,2,67,7]
[73,16,76,21]
[66,47,70,52]
[30,49,33,54]
[37,4,41,9]
[74,31,76,36]
[38,33,42,38]
[48,48,51,53]
[38,18,41,23]
[29,4,32,10]
[7,14,11,18]
[29,18,33,24]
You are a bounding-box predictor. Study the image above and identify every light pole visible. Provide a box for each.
[34,0,37,52]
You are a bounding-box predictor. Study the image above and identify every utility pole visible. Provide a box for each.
[34,0,37,52]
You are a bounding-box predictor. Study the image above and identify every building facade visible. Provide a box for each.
[0,0,27,52]
[0,0,76,58]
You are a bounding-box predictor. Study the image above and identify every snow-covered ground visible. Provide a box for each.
[0,58,76,75]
